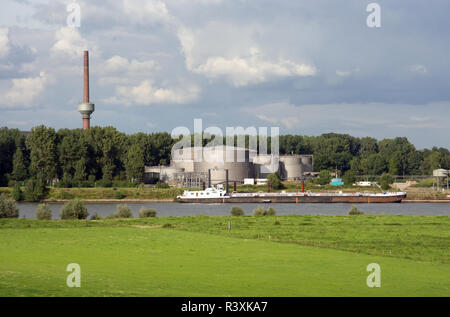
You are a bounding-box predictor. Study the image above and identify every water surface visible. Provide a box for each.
[17,202,450,219]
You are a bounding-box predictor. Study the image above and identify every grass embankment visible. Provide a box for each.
[0,187,186,201]
[0,215,448,296]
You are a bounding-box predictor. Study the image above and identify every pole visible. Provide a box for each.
[225,169,229,194]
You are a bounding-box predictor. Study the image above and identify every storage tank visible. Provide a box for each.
[171,146,255,184]
[300,155,313,173]
[280,156,303,180]
[433,169,449,177]
[194,146,255,183]
[253,154,279,178]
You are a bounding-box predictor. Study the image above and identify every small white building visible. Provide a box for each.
[354,181,373,187]
[244,178,255,185]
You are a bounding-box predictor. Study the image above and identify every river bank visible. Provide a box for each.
[1,186,449,203]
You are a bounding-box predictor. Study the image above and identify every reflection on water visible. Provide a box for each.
[16,202,450,219]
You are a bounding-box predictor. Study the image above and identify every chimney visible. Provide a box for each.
[84,51,89,103]
[78,50,95,130]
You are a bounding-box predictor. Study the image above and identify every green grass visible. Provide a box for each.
[0,215,449,296]
[48,187,186,200]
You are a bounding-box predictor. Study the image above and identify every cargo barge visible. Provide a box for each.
[176,187,407,203]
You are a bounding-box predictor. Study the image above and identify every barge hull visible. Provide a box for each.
[177,194,406,203]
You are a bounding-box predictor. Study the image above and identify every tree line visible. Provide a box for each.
[0,126,449,188]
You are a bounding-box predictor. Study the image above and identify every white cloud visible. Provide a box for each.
[102,55,158,75]
[336,68,360,77]
[105,80,200,106]
[1,72,48,108]
[122,0,172,24]
[51,27,94,59]
[178,27,316,87]
[410,64,427,74]
[195,52,317,87]
[0,28,10,58]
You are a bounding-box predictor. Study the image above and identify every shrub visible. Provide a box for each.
[230,206,244,216]
[12,182,24,201]
[274,220,281,225]
[36,204,52,220]
[266,207,276,216]
[56,190,75,200]
[162,223,172,228]
[253,207,276,216]
[156,181,170,189]
[96,179,112,188]
[114,191,126,199]
[60,199,89,220]
[348,205,364,215]
[139,208,157,218]
[90,213,101,220]
[0,194,19,218]
[111,204,133,218]
[253,207,265,216]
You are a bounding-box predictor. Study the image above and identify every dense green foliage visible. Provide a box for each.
[60,199,89,220]
[36,204,52,220]
[0,194,19,218]
[0,127,449,189]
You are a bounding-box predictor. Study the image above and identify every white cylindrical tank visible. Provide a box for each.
[280,156,303,180]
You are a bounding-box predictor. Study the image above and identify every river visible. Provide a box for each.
[16,202,450,219]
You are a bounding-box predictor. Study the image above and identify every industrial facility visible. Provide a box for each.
[144,145,313,187]
[73,51,314,188]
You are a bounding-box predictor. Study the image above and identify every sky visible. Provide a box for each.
[0,0,449,150]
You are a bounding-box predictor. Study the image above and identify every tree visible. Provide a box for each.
[125,144,144,182]
[267,172,284,190]
[380,173,394,191]
[12,148,28,181]
[316,170,331,185]
[0,128,25,186]
[343,170,357,185]
[360,154,387,176]
[73,157,87,182]
[12,182,24,201]
[26,125,58,184]
[24,176,48,202]
[420,151,442,175]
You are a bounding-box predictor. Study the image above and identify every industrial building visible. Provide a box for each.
[144,145,313,187]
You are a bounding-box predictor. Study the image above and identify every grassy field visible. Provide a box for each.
[0,215,449,296]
